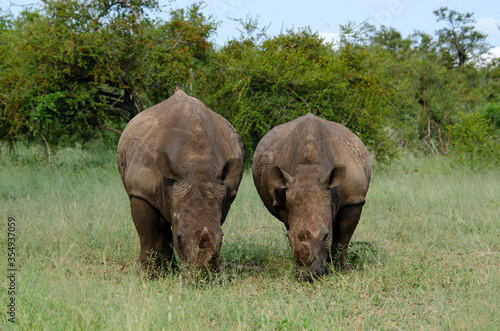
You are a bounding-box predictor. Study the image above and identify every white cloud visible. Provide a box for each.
[477,46,500,67]
[488,46,500,58]
[476,17,500,38]
[319,32,340,44]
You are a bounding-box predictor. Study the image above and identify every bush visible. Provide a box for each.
[449,111,499,167]
[482,102,500,131]
[198,27,401,165]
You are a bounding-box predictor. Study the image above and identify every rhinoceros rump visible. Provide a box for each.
[117,90,244,275]
[252,113,371,280]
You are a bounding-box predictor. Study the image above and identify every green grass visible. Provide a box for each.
[1,145,499,330]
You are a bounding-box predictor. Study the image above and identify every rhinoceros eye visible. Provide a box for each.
[220,167,229,182]
[322,233,330,245]
[163,176,175,186]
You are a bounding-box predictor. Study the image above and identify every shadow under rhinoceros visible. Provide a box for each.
[123,239,385,283]
[346,241,386,270]
[288,240,386,282]
[216,240,385,283]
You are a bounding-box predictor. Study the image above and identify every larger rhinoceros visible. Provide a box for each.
[252,113,371,280]
[117,90,244,274]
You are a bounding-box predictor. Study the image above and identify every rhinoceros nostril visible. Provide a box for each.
[295,243,310,260]
[198,227,212,249]
[297,229,312,242]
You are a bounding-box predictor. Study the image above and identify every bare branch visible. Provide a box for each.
[39,132,52,164]
[99,126,122,135]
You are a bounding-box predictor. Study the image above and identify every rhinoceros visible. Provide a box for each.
[252,113,371,280]
[117,90,244,274]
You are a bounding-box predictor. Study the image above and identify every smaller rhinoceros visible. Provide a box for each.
[117,90,244,275]
[252,113,371,280]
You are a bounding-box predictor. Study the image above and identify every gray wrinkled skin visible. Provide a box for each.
[117,90,244,275]
[252,113,371,280]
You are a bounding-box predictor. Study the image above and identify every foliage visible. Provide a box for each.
[406,58,459,154]
[482,102,500,131]
[366,14,499,163]
[0,0,216,146]
[199,23,401,163]
[366,25,412,55]
[449,111,499,167]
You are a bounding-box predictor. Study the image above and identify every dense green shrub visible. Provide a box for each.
[198,27,401,164]
[449,111,499,167]
[0,0,216,146]
[482,102,500,131]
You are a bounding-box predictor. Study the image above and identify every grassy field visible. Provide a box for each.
[1,144,499,330]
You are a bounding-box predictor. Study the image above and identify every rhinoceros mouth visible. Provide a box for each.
[295,263,330,282]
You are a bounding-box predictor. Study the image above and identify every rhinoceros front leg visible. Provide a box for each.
[130,197,175,275]
[331,203,364,270]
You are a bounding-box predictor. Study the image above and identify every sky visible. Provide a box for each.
[2,0,500,56]
[169,0,500,56]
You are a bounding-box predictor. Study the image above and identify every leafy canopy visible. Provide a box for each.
[198,22,402,164]
[0,0,216,145]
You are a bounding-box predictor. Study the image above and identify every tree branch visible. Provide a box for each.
[126,87,144,112]
[430,119,446,155]
[97,89,135,120]
[99,125,122,135]
[39,132,52,164]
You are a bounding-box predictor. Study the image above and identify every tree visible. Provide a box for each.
[409,31,438,59]
[368,25,412,56]
[434,7,489,67]
[0,0,216,146]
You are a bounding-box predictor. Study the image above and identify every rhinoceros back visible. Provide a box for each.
[252,113,371,221]
[117,90,243,210]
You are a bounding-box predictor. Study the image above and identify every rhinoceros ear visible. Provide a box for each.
[157,149,186,184]
[269,165,294,189]
[268,165,294,208]
[320,165,346,189]
[219,158,243,184]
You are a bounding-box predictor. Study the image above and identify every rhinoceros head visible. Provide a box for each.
[269,164,346,280]
[158,151,242,272]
